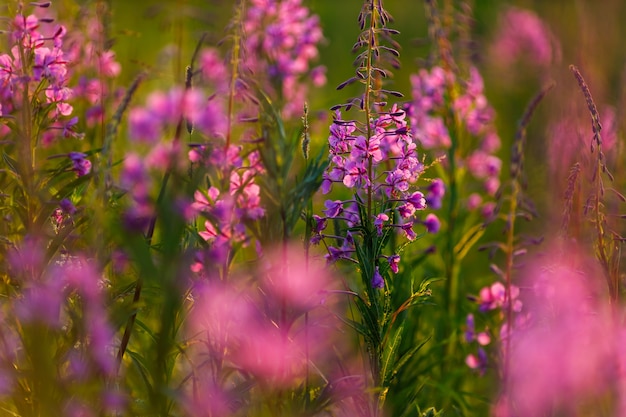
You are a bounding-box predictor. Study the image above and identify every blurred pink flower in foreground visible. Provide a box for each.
[497,242,618,416]
[186,243,344,413]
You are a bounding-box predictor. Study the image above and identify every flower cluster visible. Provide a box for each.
[243,0,326,117]
[0,6,84,145]
[191,145,265,267]
[3,240,120,414]
[42,2,122,130]
[128,87,227,143]
[316,105,442,285]
[123,85,232,233]
[410,66,501,216]
[465,281,523,374]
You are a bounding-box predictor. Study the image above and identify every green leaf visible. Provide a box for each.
[127,349,155,396]
[354,295,382,348]
[381,321,404,387]
[2,152,21,180]
[393,336,431,381]
[454,223,485,261]
[135,318,159,344]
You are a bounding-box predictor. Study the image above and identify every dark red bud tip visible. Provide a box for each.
[31,1,52,7]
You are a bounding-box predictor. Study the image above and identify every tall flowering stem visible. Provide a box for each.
[570,65,621,303]
[501,82,552,384]
[318,1,438,413]
[415,2,503,384]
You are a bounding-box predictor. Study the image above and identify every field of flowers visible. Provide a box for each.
[1,0,626,416]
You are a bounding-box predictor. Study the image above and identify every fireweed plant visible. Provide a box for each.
[313,1,440,414]
[2,0,626,416]
[384,1,508,409]
[0,1,124,415]
[465,84,552,394]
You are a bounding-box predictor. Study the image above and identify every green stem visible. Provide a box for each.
[442,99,460,370]
[18,42,35,232]
[503,181,518,385]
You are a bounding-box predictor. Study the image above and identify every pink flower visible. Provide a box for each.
[401,222,416,241]
[477,281,520,312]
[260,244,333,310]
[98,50,121,77]
[406,191,426,210]
[374,213,389,236]
[501,247,615,415]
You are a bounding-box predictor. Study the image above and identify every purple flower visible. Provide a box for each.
[325,246,352,264]
[401,222,417,241]
[372,267,384,289]
[423,213,440,234]
[68,152,91,176]
[407,191,427,210]
[465,313,476,343]
[312,215,327,234]
[128,107,159,142]
[426,178,445,209]
[398,203,415,219]
[59,198,76,215]
[323,200,344,218]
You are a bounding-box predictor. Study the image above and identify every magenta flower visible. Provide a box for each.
[388,254,400,274]
[476,281,521,313]
[423,213,441,234]
[242,0,325,117]
[12,14,41,47]
[128,88,227,142]
[406,191,427,210]
[374,213,389,236]
[98,50,121,77]
[260,244,333,309]
[401,222,417,241]
[398,203,416,219]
